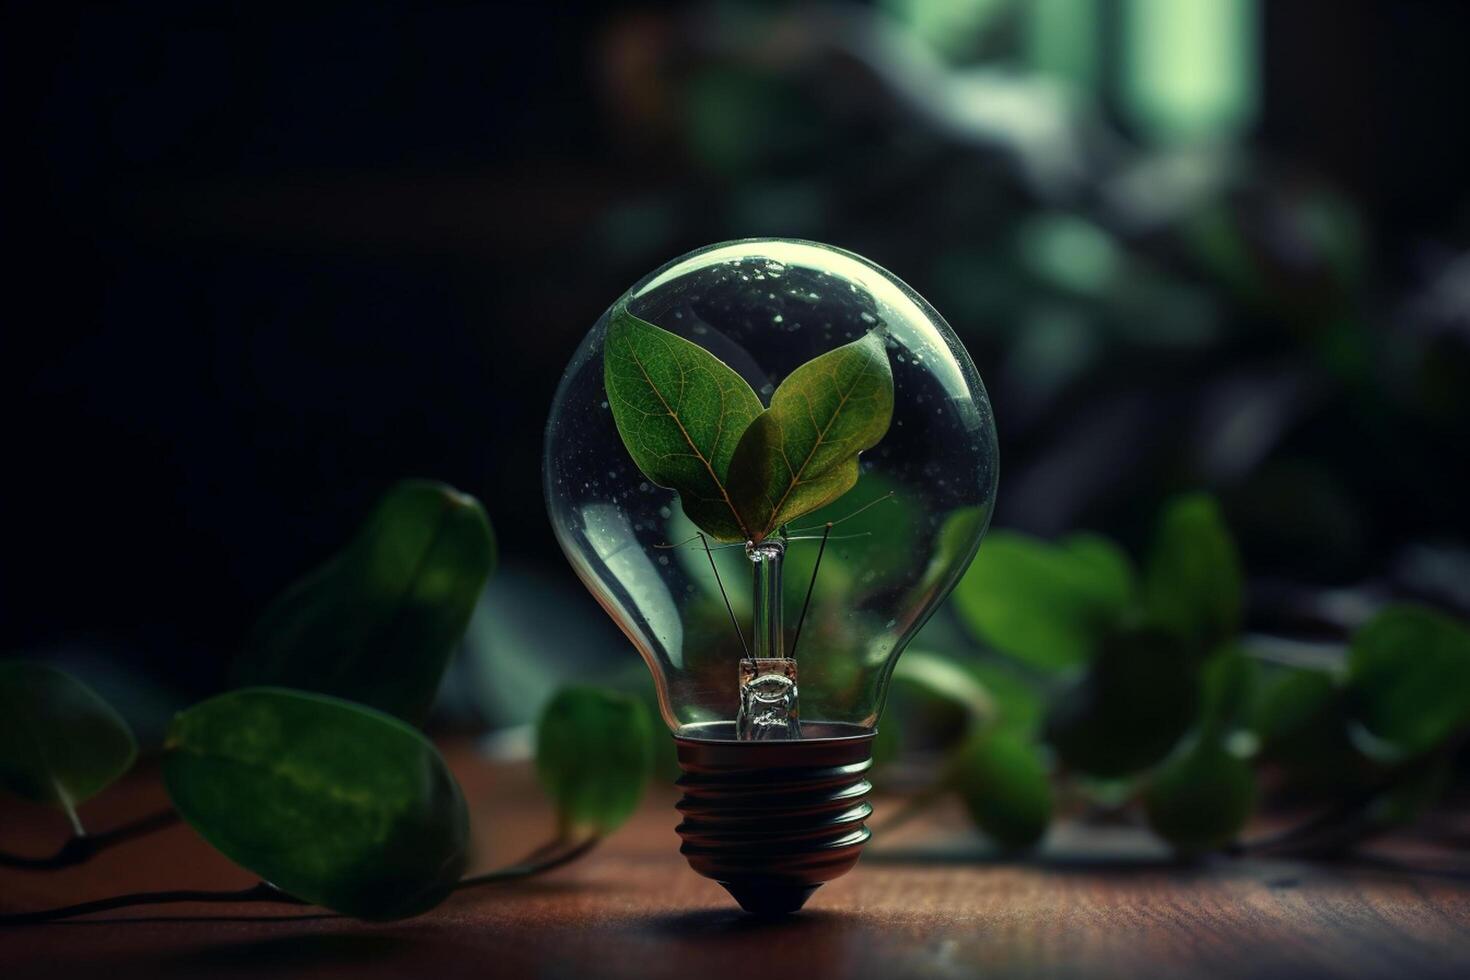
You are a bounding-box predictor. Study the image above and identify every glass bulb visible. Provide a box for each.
[544,239,998,743]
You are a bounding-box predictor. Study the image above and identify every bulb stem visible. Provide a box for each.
[740,539,799,740]
[747,540,785,660]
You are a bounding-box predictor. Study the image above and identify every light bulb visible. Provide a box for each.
[544,239,997,914]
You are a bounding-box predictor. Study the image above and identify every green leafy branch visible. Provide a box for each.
[880,492,1470,856]
[1,481,657,925]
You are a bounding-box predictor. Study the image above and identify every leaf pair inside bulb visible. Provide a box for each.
[603,307,894,543]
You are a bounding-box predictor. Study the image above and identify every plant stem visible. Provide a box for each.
[0,881,302,926]
[456,835,600,888]
[0,834,601,925]
[0,809,180,870]
[59,794,85,839]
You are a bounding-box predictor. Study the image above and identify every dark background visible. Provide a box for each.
[4,0,1468,715]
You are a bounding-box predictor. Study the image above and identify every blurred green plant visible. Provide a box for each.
[0,662,137,836]
[4,482,1468,923]
[1346,606,1470,762]
[951,531,1133,670]
[233,480,497,726]
[535,686,654,838]
[884,491,1470,858]
[0,480,654,925]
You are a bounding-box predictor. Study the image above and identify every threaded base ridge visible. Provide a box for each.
[673,723,874,916]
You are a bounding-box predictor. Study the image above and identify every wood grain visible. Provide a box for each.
[2,742,1467,980]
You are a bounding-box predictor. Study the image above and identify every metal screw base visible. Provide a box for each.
[673,723,874,916]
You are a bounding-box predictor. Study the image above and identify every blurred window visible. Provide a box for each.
[1120,0,1260,144]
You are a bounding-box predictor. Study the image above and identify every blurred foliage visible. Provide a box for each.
[589,0,1470,607]
[5,477,1469,912]
[234,480,497,726]
[1143,733,1255,854]
[535,686,654,837]
[887,492,1470,856]
[1346,606,1470,762]
[954,730,1053,849]
[0,662,137,830]
[1142,651,1257,853]
[1045,622,1200,778]
[952,532,1133,669]
[2,483,644,924]
[1143,494,1242,651]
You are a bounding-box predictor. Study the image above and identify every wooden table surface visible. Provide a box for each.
[3,742,1468,980]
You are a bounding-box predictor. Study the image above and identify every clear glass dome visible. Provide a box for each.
[545,240,997,738]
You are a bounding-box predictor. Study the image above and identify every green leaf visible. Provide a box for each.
[967,661,1047,737]
[1250,666,1339,747]
[1144,734,1256,854]
[0,662,137,827]
[953,730,1053,849]
[1142,493,1242,649]
[163,687,469,921]
[1198,647,1255,736]
[951,531,1134,670]
[1346,604,1470,760]
[235,480,496,726]
[727,332,893,540]
[891,650,998,727]
[1144,650,1259,853]
[536,686,655,836]
[1045,623,1199,776]
[604,307,764,542]
[1248,665,1365,795]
